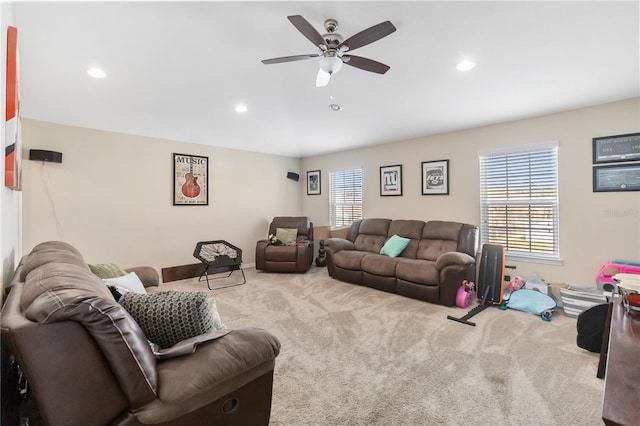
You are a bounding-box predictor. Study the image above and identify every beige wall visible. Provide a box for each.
[17,99,640,286]
[301,98,640,286]
[21,119,302,270]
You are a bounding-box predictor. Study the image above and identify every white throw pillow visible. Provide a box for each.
[103,272,147,294]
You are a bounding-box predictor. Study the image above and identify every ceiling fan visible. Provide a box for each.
[262,15,396,87]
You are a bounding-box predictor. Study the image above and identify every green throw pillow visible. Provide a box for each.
[89,263,127,279]
[276,228,298,246]
[380,234,411,258]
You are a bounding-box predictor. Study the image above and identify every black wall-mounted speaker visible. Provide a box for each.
[287,172,300,182]
[29,149,63,164]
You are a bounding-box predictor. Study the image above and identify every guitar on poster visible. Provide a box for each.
[181,160,201,198]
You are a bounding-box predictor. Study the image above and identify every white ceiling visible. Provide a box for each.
[14,1,640,158]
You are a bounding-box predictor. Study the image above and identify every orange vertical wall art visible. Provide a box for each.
[5,25,21,190]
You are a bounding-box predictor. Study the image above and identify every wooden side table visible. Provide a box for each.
[600,297,640,425]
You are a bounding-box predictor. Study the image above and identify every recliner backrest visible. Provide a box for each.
[353,218,391,253]
[269,217,313,240]
[17,242,158,408]
[386,220,425,259]
[418,221,464,261]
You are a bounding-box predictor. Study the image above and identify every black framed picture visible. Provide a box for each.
[421,160,449,195]
[173,153,208,205]
[307,170,321,195]
[593,163,640,192]
[593,132,640,164]
[380,164,402,196]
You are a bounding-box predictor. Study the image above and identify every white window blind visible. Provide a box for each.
[329,168,363,228]
[479,143,559,261]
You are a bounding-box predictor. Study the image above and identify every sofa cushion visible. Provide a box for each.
[30,240,83,257]
[362,253,401,277]
[354,234,387,254]
[20,249,90,281]
[332,250,370,271]
[418,239,459,261]
[388,220,425,239]
[422,221,463,240]
[358,218,391,236]
[387,220,424,258]
[264,245,298,262]
[353,219,391,253]
[380,234,411,258]
[418,221,465,261]
[396,258,439,285]
[119,291,225,349]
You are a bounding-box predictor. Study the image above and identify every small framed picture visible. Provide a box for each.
[422,160,449,195]
[173,153,209,205]
[380,164,402,196]
[307,170,321,195]
[593,163,640,192]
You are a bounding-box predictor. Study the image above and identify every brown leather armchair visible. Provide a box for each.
[256,217,314,272]
[1,241,281,426]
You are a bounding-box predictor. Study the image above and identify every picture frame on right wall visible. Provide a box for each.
[592,132,640,164]
[422,160,449,195]
[593,163,640,192]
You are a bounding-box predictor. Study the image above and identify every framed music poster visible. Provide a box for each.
[173,153,208,205]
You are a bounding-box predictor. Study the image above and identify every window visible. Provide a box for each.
[478,142,559,262]
[329,168,363,228]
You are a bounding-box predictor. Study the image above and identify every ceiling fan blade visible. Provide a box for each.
[316,69,331,87]
[262,54,319,65]
[342,55,390,74]
[288,15,327,48]
[338,21,396,52]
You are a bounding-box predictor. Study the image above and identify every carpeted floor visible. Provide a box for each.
[162,266,604,426]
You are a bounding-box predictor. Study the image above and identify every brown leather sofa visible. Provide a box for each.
[1,241,281,426]
[324,219,479,306]
[255,216,314,272]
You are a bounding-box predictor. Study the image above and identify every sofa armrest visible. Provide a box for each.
[134,327,280,424]
[324,238,355,254]
[125,266,160,288]
[435,252,475,270]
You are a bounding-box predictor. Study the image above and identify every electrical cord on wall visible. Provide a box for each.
[41,161,64,239]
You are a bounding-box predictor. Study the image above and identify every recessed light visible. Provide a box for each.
[456,60,476,72]
[87,67,106,78]
[329,104,342,111]
[235,105,248,113]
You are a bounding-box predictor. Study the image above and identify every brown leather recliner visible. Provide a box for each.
[1,241,281,426]
[255,217,314,272]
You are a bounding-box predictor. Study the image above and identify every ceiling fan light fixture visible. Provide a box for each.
[87,67,107,78]
[456,60,476,72]
[319,54,343,75]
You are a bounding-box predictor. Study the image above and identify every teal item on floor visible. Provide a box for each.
[500,289,556,321]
